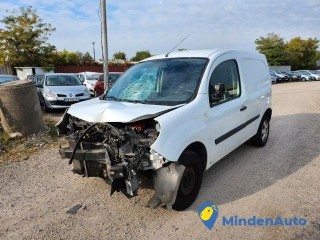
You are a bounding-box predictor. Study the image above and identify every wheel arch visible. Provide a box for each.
[264,108,272,121]
[182,141,207,172]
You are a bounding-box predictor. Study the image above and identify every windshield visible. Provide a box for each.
[46,75,82,86]
[109,73,122,83]
[105,58,208,105]
[88,74,102,80]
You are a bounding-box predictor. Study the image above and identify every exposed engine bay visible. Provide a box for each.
[57,112,185,209]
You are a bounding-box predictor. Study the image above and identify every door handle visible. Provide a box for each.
[240,106,247,111]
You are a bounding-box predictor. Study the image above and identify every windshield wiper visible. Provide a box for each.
[106,95,119,101]
[122,99,146,104]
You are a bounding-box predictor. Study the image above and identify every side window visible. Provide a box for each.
[77,74,85,82]
[209,60,240,106]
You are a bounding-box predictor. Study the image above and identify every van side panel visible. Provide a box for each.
[240,58,271,139]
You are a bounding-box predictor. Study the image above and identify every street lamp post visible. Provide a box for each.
[92,42,96,62]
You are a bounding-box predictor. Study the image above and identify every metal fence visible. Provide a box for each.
[0,64,13,75]
[55,65,132,73]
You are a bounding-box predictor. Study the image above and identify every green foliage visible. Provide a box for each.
[82,52,94,65]
[0,127,13,150]
[44,119,58,138]
[113,51,127,60]
[286,37,319,70]
[0,6,56,70]
[130,50,152,62]
[255,33,288,66]
[255,33,319,69]
[54,50,94,66]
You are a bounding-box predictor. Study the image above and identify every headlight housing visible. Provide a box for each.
[83,88,91,96]
[45,90,57,98]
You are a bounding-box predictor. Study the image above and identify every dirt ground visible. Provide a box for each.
[0,82,320,240]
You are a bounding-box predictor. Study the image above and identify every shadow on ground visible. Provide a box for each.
[188,113,320,208]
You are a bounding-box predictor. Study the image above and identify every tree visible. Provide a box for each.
[255,33,287,66]
[286,37,319,70]
[130,50,152,62]
[54,49,81,66]
[113,51,127,60]
[81,52,94,65]
[0,6,56,70]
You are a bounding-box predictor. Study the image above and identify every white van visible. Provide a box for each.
[58,49,272,211]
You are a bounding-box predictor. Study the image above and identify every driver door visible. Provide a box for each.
[208,54,247,165]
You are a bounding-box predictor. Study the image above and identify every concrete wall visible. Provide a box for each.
[15,67,53,80]
[269,66,291,72]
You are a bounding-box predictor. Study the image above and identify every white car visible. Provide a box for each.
[58,49,272,210]
[297,70,320,81]
[76,72,102,95]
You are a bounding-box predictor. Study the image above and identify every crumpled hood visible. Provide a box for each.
[67,97,182,123]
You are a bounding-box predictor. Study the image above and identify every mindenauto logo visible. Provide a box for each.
[198,202,308,230]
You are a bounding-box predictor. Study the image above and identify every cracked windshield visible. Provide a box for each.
[106,58,208,105]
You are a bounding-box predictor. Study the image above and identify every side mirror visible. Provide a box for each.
[209,83,225,105]
[99,91,108,100]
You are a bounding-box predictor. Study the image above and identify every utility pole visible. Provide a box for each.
[100,0,109,92]
[92,42,96,62]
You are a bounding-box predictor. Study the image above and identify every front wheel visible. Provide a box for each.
[173,151,203,211]
[251,115,270,147]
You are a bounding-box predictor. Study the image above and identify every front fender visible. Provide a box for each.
[151,94,210,163]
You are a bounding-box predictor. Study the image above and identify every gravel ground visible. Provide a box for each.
[1,82,320,240]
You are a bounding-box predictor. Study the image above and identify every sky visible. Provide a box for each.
[0,0,319,59]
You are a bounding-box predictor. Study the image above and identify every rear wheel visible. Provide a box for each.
[251,115,270,147]
[301,77,306,82]
[173,151,203,211]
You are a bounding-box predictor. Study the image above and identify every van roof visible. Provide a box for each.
[142,49,264,61]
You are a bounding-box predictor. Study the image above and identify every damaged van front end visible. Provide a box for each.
[57,106,185,210]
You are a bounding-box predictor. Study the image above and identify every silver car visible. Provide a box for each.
[37,73,91,112]
[297,70,319,81]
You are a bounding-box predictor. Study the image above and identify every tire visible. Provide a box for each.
[173,151,203,211]
[251,115,270,147]
[42,101,49,113]
[301,77,306,82]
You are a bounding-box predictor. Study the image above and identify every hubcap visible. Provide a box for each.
[261,120,269,142]
[179,167,196,196]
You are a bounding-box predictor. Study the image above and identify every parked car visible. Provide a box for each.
[76,72,102,95]
[27,74,44,84]
[270,72,282,83]
[57,49,272,211]
[0,75,18,85]
[280,71,294,81]
[290,71,302,81]
[307,70,320,80]
[269,70,290,82]
[36,73,91,112]
[94,72,123,97]
[296,70,316,81]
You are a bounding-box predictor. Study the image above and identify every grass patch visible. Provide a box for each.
[0,117,61,165]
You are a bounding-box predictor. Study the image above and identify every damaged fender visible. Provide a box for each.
[147,163,185,210]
